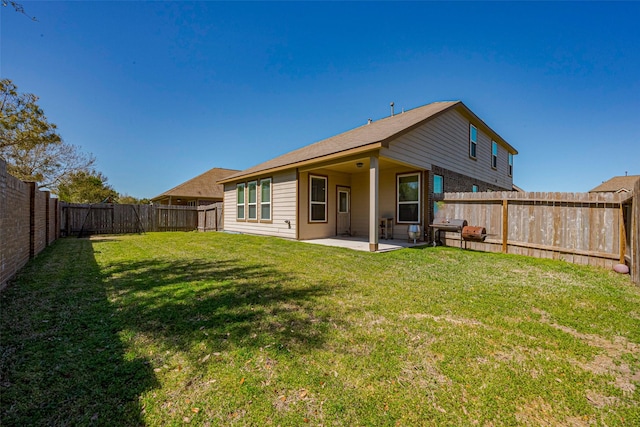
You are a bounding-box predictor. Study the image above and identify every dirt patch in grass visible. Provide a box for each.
[4,234,639,426]
[534,307,640,401]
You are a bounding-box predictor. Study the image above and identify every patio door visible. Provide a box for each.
[337,187,351,236]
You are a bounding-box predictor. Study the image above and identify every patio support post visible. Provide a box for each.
[369,155,379,252]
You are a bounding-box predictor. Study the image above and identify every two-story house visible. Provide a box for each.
[218,101,517,251]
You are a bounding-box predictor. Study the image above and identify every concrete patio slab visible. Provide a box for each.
[301,236,427,252]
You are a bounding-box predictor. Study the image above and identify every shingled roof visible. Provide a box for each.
[151,167,240,201]
[589,175,640,193]
[220,100,516,183]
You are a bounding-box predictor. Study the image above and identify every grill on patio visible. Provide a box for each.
[429,218,468,247]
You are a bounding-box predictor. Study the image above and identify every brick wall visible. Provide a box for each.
[426,165,513,241]
[1,159,60,290]
[48,197,60,245]
[431,165,511,194]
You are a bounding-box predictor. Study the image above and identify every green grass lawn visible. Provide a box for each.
[1,232,639,426]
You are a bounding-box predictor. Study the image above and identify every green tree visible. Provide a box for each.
[118,194,151,205]
[0,79,59,151]
[56,170,118,204]
[1,78,95,192]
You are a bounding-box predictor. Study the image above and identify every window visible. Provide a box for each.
[247,181,257,220]
[236,183,245,220]
[309,175,327,222]
[472,185,478,193]
[491,141,498,169]
[260,178,271,221]
[433,174,443,194]
[397,173,420,223]
[469,124,477,159]
[433,174,443,216]
[508,153,513,176]
[187,200,197,207]
[338,190,349,213]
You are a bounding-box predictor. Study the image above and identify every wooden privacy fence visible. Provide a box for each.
[631,180,639,285]
[61,203,199,236]
[437,190,638,276]
[198,203,223,232]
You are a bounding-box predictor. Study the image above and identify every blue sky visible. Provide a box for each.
[2,1,638,198]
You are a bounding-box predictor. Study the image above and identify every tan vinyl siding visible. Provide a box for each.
[349,172,369,238]
[224,170,297,238]
[350,165,421,238]
[381,109,513,190]
[298,169,351,240]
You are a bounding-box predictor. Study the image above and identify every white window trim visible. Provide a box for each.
[469,124,478,159]
[236,183,245,220]
[397,172,421,224]
[259,178,272,221]
[247,180,257,220]
[309,175,327,223]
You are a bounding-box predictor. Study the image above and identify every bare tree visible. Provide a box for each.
[1,0,37,21]
[4,142,96,191]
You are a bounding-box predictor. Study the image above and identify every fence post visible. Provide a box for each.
[502,199,508,253]
[45,191,50,245]
[27,182,36,259]
[632,181,639,285]
[204,207,208,232]
[619,203,626,264]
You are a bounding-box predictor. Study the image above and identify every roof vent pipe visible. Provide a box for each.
[390,102,395,116]
[368,118,372,124]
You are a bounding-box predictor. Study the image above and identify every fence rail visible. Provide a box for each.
[437,190,637,276]
[61,203,199,236]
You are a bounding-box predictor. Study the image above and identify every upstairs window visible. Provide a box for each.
[397,173,420,223]
[236,183,245,220]
[309,175,327,222]
[491,141,498,169]
[260,178,272,221]
[469,124,478,159]
[247,181,257,220]
[508,153,513,176]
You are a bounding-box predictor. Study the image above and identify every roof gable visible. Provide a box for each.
[152,167,240,201]
[221,100,516,183]
[589,175,640,193]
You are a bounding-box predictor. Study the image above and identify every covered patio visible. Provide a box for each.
[301,236,427,252]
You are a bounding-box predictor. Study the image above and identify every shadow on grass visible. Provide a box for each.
[0,238,157,426]
[99,250,338,364]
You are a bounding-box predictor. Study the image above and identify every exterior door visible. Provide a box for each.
[336,187,351,236]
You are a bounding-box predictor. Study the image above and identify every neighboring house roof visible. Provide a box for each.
[512,184,525,192]
[589,175,640,193]
[219,100,517,183]
[151,167,240,201]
